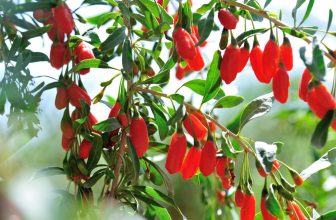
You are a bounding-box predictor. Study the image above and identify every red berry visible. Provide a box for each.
[130,117,149,157]
[280,37,293,71]
[118,113,128,128]
[221,175,232,190]
[79,139,93,159]
[217,191,226,204]
[307,84,336,119]
[74,42,95,75]
[237,41,250,73]
[67,83,92,108]
[240,193,256,220]
[165,132,187,174]
[218,9,238,30]
[176,64,186,80]
[250,44,267,83]
[53,3,74,35]
[235,188,246,208]
[272,67,290,103]
[186,45,205,71]
[199,140,217,176]
[220,45,240,84]
[172,28,197,60]
[298,68,312,102]
[262,38,280,83]
[108,102,121,118]
[50,42,68,69]
[55,87,68,110]
[272,160,281,172]
[33,9,52,22]
[61,135,72,151]
[87,113,98,127]
[216,157,230,177]
[261,196,278,220]
[46,18,65,42]
[293,174,304,186]
[192,26,207,47]
[209,122,217,133]
[61,119,74,139]
[180,147,202,180]
[183,113,208,140]
[287,202,307,220]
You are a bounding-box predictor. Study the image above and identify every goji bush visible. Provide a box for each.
[1,0,336,219]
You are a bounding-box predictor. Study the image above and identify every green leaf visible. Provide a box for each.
[246,1,264,22]
[196,8,214,47]
[236,28,268,44]
[22,25,52,39]
[83,169,105,188]
[298,0,315,26]
[122,39,133,75]
[11,2,54,13]
[264,0,272,8]
[292,0,306,25]
[92,118,121,132]
[167,94,185,126]
[33,167,64,179]
[75,59,111,71]
[181,79,205,96]
[127,138,140,182]
[239,93,274,131]
[279,27,306,39]
[87,134,103,171]
[300,147,336,180]
[27,51,49,63]
[299,38,326,81]
[311,110,333,148]
[138,0,173,25]
[196,0,216,14]
[8,34,22,59]
[99,27,126,51]
[255,141,277,173]
[317,210,336,220]
[202,50,221,104]
[86,12,120,27]
[149,102,169,140]
[266,185,284,219]
[213,95,244,109]
[150,205,172,220]
[321,9,333,41]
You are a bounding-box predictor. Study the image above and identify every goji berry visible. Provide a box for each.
[79,139,93,159]
[307,84,335,119]
[280,36,293,71]
[53,2,74,35]
[199,140,217,176]
[192,26,207,47]
[61,119,74,139]
[130,116,149,157]
[298,68,312,102]
[237,41,250,73]
[250,42,267,83]
[220,44,240,84]
[183,113,207,140]
[55,87,68,110]
[50,42,68,69]
[262,36,280,83]
[108,102,121,118]
[74,42,95,75]
[165,132,187,174]
[61,135,72,151]
[67,83,92,108]
[240,193,256,220]
[235,188,246,208]
[261,192,278,220]
[172,27,197,60]
[180,146,202,180]
[272,67,290,103]
[218,9,238,30]
[46,18,65,42]
[287,202,307,220]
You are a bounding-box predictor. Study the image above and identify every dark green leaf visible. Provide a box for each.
[299,38,326,81]
[92,118,121,132]
[33,167,64,179]
[300,147,336,180]
[127,138,140,183]
[279,27,306,39]
[83,169,105,188]
[236,28,268,44]
[75,59,110,71]
[167,94,185,126]
[292,0,306,25]
[213,95,244,109]
[202,50,221,104]
[196,8,214,47]
[239,93,274,130]
[311,110,333,148]
[196,0,216,14]
[317,210,336,220]
[266,186,284,219]
[122,39,133,75]
[149,102,168,140]
[22,25,52,39]
[99,27,126,51]
[255,141,277,173]
[298,0,315,26]
[87,134,103,171]
[321,9,333,41]
[86,12,120,27]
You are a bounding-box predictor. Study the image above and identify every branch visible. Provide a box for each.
[221,0,336,65]
[133,86,254,154]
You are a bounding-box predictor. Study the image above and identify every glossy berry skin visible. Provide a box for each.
[240,193,256,220]
[183,113,207,140]
[55,87,68,110]
[262,38,280,83]
[79,139,93,159]
[237,42,250,73]
[220,45,240,84]
[33,9,52,22]
[307,84,336,119]
[221,176,232,190]
[130,117,149,157]
[53,3,74,35]
[118,114,128,128]
[176,64,186,80]
[67,83,92,108]
[235,188,246,208]
[165,132,187,174]
[261,196,278,220]
[298,68,312,102]
[293,175,304,186]
[61,119,74,139]
[108,102,121,118]
[180,147,202,180]
[280,37,293,71]
[209,122,217,133]
[272,67,290,103]
[192,26,207,47]
[216,157,229,177]
[217,191,226,204]
[218,9,238,30]
[50,43,68,69]
[199,140,217,176]
[46,18,65,42]
[172,28,197,60]
[61,135,72,151]
[74,42,95,75]
[186,42,205,71]
[287,202,307,220]
[250,44,267,83]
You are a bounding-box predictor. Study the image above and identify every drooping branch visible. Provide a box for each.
[221,0,336,65]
